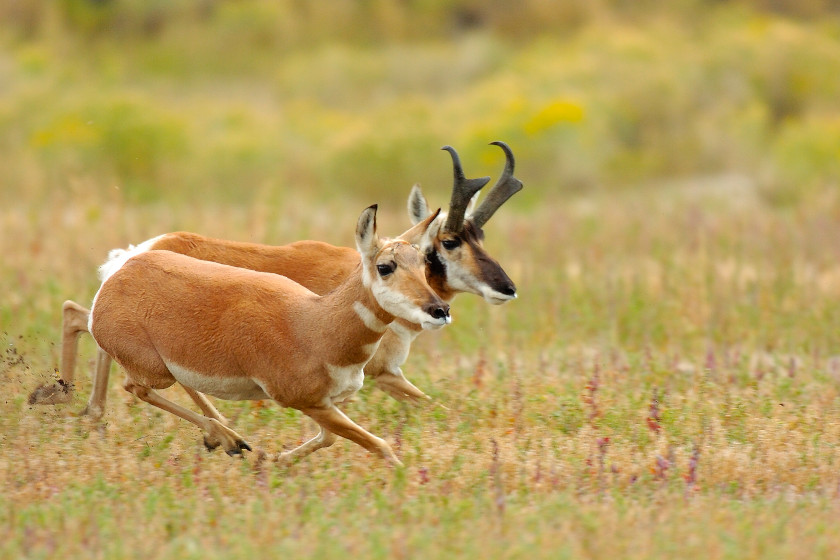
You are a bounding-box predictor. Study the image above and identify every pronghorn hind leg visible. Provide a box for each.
[290,406,403,466]
[179,386,233,450]
[79,348,112,419]
[124,382,252,456]
[373,371,431,405]
[28,300,90,406]
[60,301,91,386]
[180,386,229,425]
[275,426,337,465]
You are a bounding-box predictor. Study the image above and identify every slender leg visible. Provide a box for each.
[61,301,90,385]
[28,300,89,405]
[124,381,252,456]
[373,370,431,404]
[180,386,229,425]
[79,348,112,419]
[365,325,430,405]
[279,405,402,466]
[276,427,337,464]
[82,350,229,423]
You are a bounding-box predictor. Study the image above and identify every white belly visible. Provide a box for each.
[166,361,270,401]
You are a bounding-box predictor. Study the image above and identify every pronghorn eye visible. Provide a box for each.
[377,263,395,277]
[441,238,461,250]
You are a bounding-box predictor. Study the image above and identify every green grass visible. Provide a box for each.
[4,2,840,558]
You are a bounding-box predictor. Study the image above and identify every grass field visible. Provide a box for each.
[3,2,840,558]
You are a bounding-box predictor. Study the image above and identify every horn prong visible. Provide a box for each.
[441,146,490,233]
[469,141,523,229]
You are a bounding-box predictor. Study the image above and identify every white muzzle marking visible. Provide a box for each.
[480,286,517,305]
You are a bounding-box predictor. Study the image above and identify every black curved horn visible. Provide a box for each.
[441,145,490,233]
[470,141,523,229]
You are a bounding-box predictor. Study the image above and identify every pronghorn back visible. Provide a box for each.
[151,232,359,295]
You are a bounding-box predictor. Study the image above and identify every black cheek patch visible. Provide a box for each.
[425,249,447,280]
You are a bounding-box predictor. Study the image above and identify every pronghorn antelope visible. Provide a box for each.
[87,205,448,464]
[30,141,522,419]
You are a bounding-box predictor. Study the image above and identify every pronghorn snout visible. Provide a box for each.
[422,301,451,329]
[499,283,517,298]
[426,302,450,319]
[479,267,518,305]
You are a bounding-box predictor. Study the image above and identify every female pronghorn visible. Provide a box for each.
[88,206,448,464]
[31,142,522,420]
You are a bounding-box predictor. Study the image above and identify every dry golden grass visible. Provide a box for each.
[4,186,840,558]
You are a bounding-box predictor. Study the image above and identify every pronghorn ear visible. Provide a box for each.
[356,205,380,258]
[407,184,431,225]
[398,207,441,245]
[464,190,480,220]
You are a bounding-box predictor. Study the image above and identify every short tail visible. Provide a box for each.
[97,234,166,282]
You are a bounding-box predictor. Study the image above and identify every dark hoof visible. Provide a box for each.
[203,436,221,452]
[224,440,252,457]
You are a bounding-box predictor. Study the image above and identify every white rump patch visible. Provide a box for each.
[89,234,168,332]
[166,361,270,401]
[353,301,389,333]
[97,234,166,282]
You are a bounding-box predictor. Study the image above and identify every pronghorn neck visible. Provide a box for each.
[393,317,424,337]
[319,263,396,341]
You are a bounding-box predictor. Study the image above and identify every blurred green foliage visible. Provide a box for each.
[1,0,839,207]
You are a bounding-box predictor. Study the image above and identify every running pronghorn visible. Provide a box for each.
[87,206,448,464]
[30,141,522,419]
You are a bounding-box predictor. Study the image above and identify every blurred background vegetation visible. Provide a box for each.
[4,0,840,357]
[2,0,839,209]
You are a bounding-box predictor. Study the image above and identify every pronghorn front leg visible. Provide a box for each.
[124,382,252,456]
[276,426,337,465]
[364,325,431,405]
[28,300,89,406]
[373,370,430,404]
[279,406,403,466]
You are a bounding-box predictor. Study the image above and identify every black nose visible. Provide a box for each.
[499,284,516,297]
[426,303,450,319]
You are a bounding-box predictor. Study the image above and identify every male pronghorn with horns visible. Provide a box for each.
[31,142,523,427]
[88,206,448,464]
